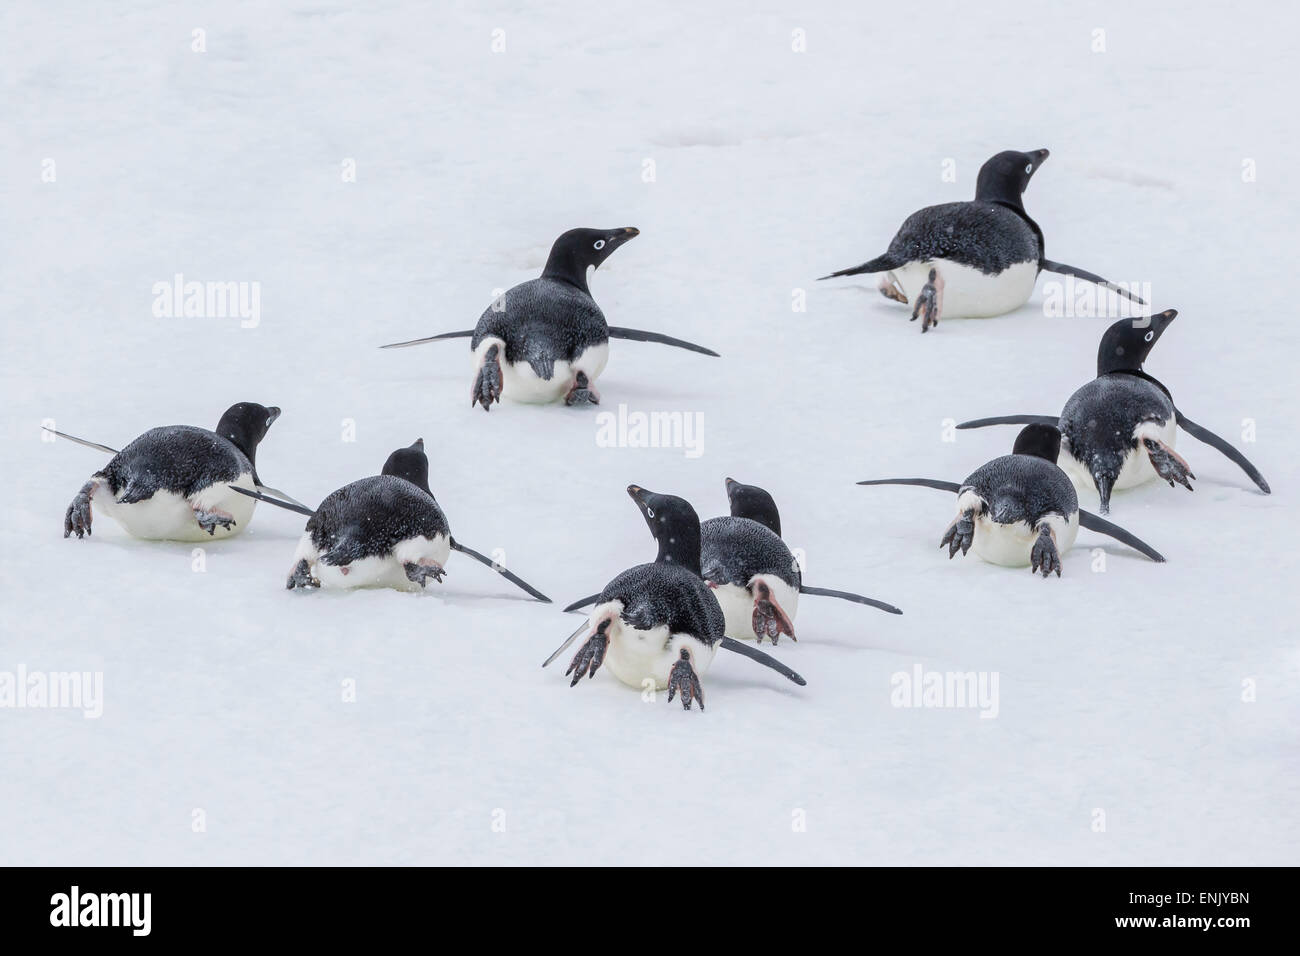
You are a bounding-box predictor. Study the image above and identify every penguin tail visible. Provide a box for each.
[1078,510,1165,563]
[606,327,719,357]
[798,585,902,615]
[817,254,901,281]
[957,414,1059,430]
[449,537,552,602]
[1093,473,1115,515]
[718,637,806,686]
[379,330,474,349]
[1040,260,1145,305]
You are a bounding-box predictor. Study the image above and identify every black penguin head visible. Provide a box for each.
[215,403,280,465]
[1096,309,1178,375]
[724,477,782,537]
[975,148,1049,206]
[381,438,432,494]
[542,227,639,292]
[1012,423,1062,463]
[627,484,702,574]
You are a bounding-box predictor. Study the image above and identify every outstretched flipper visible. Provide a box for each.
[449,538,551,603]
[857,478,962,494]
[799,585,902,615]
[718,637,806,686]
[1040,260,1145,305]
[542,620,592,668]
[230,485,317,517]
[1175,410,1270,494]
[606,327,719,357]
[42,427,120,455]
[379,330,474,350]
[1077,510,1165,563]
[817,253,903,281]
[956,414,1060,430]
[562,593,601,614]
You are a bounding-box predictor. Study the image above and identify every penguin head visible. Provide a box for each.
[543,227,639,291]
[216,403,281,464]
[1096,309,1178,374]
[627,484,702,573]
[1012,423,1062,463]
[724,477,782,537]
[975,148,1049,205]
[381,438,432,494]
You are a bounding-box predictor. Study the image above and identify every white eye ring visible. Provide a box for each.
[1144,331,1155,342]
[646,507,654,517]
[1024,163,1033,174]
[593,239,605,250]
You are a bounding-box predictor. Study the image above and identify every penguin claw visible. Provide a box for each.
[1030,527,1062,578]
[940,511,975,558]
[404,561,446,588]
[878,272,908,304]
[64,481,96,539]
[565,629,609,686]
[194,508,236,535]
[286,559,321,590]
[472,343,503,411]
[666,649,704,711]
[911,268,943,332]
[564,372,600,406]
[751,581,795,645]
[1143,437,1195,492]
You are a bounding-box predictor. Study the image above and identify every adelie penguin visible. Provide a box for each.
[564,478,902,645]
[54,402,292,541]
[542,486,806,711]
[956,310,1271,513]
[381,227,719,409]
[232,439,550,600]
[859,424,1165,576]
[819,149,1143,332]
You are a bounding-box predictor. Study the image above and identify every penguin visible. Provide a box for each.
[858,424,1165,575]
[232,439,550,599]
[818,149,1143,332]
[562,477,902,645]
[380,227,719,409]
[541,486,806,711]
[955,310,1271,513]
[55,402,289,542]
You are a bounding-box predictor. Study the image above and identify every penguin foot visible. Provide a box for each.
[64,480,97,538]
[1143,438,1196,492]
[911,267,943,332]
[1030,526,1062,578]
[404,560,446,588]
[940,509,975,558]
[751,581,795,644]
[667,649,704,711]
[472,344,503,411]
[286,559,321,590]
[564,371,600,406]
[878,272,908,304]
[194,507,236,535]
[565,622,610,686]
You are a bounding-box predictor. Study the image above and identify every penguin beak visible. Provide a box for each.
[1034,148,1050,164]
[410,438,424,451]
[1152,308,1177,329]
[265,407,281,427]
[627,484,645,503]
[724,477,738,495]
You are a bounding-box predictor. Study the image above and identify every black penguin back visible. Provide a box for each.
[307,475,450,565]
[598,561,725,647]
[99,426,251,502]
[700,516,800,590]
[470,277,609,380]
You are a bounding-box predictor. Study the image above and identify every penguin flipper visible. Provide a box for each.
[718,637,806,686]
[1175,410,1271,494]
[542,620,592,668]
[857,478,962,494]
[379,330,474,349]
[1040,260,1145,304]
[230,485,317,517]
[449,538,552,603]
[956,414,1059,430]
[606,327,720,357]
[42,427,120,455]
[817,253,901,281]
[798,585,902,615]
[1077,511,1166,563]
[562,593,602,614]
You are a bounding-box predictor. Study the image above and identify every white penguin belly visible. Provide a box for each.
[970,512,1079,567]
[95,473,257,541]
[712,576,800,641]
[1060,418,1178,494]
[592,601,717,690]
[894,259,1038,318]
[300,533,450,591]
[472,337,609,405]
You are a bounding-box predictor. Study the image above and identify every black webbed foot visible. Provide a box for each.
[911,267,943,332]
[194,508,236,536]
[565,622,610,686]
[667,649,704,711]
[64,481,96,538]
[404,561,446,588]
[472,343,503,411]
[1143,437,1195,492]
[1030,525,1062,578]
[286,559,321,590]
[940,510,975,558]
[564,371,600,406]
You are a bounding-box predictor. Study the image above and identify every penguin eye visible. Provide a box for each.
[1144,331,1155,342]
[646,507,654,517]
[1024,163,1033,174]
[593,239,605,250]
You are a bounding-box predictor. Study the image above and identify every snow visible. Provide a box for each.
[2,0,1297,865]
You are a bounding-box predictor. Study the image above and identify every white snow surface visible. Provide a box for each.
[2,0,1298,865]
